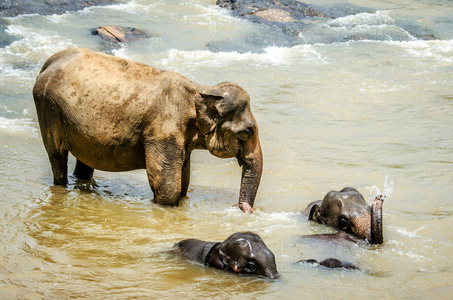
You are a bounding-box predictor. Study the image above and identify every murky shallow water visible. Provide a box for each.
[1,0,452,298]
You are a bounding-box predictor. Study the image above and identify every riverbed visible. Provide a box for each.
[0,0,452,298]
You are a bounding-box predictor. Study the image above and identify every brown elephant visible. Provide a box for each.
[32,47,262,212]
[304,187,384,244]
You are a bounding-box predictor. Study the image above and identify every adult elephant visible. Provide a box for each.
[304,187,384,244]
[33,48,262,213]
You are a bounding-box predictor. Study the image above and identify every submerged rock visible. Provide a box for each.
[217,0,327,22]
[215,0,367,45]
[92,25,147,44]
[215,0,438,44]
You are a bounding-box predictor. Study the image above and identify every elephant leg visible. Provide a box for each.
[47,148,69,185]
[180,156,191,198]
[40,128,68,185]
[144,140,184,206]
[73,159,94,180]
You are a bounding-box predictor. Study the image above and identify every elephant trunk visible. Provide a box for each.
[238,131,263,213]
[370,195,385,244]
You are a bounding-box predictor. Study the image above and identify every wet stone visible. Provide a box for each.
[92,25,147,44]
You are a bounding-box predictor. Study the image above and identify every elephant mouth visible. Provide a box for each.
[349,196,384,244]
[205,130,240,159]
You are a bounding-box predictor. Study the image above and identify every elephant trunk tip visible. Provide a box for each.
[239,202,253,213]
[369,195,385,244]
[263,269,280,280]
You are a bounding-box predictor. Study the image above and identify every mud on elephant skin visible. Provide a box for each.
[304,187,384,244]
[175,232,279,279]
[33,47,263,212]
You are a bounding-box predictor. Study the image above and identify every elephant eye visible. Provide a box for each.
[339,217,349,230]
[219,250,231,264]
[243,261,257,274]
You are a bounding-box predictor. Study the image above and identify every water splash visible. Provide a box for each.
[366,175,394,200]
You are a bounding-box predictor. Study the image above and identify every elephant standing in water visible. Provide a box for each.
[176,232,279,279]
[304,187,384,244]
[33,48,262,212]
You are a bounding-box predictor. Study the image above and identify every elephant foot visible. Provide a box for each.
[239,202,253,213]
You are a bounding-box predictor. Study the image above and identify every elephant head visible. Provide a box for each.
[195,83,263,213]
[176,232,279,279]
[205,232,279,279]
[306,187,384,244]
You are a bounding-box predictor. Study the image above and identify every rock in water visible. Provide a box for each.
[91,25,147,43]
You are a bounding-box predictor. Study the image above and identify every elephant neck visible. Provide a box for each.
[190,131,209,151]
[203,242,221,266]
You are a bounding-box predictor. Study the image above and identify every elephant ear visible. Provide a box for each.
[308,204,322,223]
[195,92,223,135]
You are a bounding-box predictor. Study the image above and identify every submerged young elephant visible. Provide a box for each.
[304,187,384,244]
[175,232,279,279]
[297,258,359,270]
[33,48,263,212]
[296,231,360,271]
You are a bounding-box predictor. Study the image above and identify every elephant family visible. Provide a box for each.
[175,232,279,279]
[33,48,263,212]
[304,187,384,244]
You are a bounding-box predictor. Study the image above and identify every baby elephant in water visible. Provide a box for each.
[297,231,360,270]
[304,187,384,244]
[297,258,359,270]
[175,232,279,279]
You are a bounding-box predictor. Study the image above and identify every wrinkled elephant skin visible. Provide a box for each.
[33,48,263,212]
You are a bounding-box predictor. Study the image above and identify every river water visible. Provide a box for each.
[1,0,452,298]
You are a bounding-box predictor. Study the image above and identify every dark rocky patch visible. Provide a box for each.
[0,0,122,17]
[216,0,367,41]
[0,0,122,47]
[215,0,438,45]
[0,0,152,49]
[214,0,372,47]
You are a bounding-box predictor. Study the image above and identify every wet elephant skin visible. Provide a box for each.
[175,232,279,279]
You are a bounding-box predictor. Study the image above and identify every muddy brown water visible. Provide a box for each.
[1,0,452,298]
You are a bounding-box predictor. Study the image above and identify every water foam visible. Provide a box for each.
[388,39,453,63]
[4,24,74,64]
[329,10,395,29]
[157,44,325,69]
[327,10,415,42]
[0,21,75,85]
[0,117,39,138]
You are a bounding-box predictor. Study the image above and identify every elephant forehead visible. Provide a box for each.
[223,234,267,257]
[339,197,370,219]
[320,195,343,211]
[232,238,254,257]
[220,96,249,114]
[341,194,368,209]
